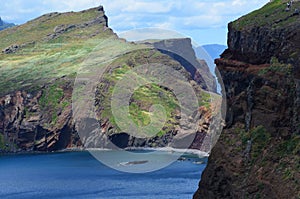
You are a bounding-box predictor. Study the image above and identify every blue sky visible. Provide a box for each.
[0,0,269,45]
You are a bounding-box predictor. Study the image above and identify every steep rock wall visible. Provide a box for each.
[195,1,300,198]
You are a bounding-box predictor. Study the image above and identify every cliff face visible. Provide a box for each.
[0,6,110,153]
[0,7,217,153]
[153,38,217,92]
[195,1,300,198]
[0,78,81,152]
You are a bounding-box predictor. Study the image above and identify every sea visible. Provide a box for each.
[0,150,207,199]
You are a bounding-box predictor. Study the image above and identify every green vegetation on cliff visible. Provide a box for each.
[232,0,300,30]
[195,1,300,198]
[0,133,6,150]
[1,6,217,151]
[0,7,113,95]
[96,49,195,136]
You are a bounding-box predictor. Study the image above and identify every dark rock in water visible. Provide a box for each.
[177,157,186,161]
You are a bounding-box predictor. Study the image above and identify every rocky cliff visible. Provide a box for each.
[0,6,110,152]
[0,6,218,153]
[195,0,300,198]
[0,17,15,31]
[153,38,217,92]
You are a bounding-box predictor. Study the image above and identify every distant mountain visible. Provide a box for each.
[0,17,15,31]
[194,44,227,74]
[194,44,226,93]
[202,44,227,60]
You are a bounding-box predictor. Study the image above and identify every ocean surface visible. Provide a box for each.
[0,151,207,199]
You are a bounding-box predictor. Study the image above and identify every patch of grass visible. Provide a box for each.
[277,135,300,157]
[0,33,145,96]
[259,57,293,76]
[98,50,181,136]
[39,84,64,108]
[128,83,180,136]
[0,133,7,150]
[199,90,211,109]
[24,107,32,118]
[0,6,144,97]
[255,193,262,199]
[96,48,215,137]
[237,126,271,158]
[232,0,300,30]
[283,168,294,180]
[0,7,101,50]
[38,81,71,126]
[250,126,271,159]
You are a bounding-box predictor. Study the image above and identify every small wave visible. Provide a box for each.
[125,147,209,157]
[64,147,209,157]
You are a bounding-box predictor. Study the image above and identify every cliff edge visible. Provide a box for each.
[195,1,300,198]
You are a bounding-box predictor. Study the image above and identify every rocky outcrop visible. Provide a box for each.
[47,6,108,40]
[2,44,20,54]
[154,38,217,93]
[222,2,300,78]
[195,1,300,198]
[0,77,81,153]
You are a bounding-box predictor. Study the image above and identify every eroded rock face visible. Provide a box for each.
[154,38,217,93]
[0,72,215,153]
[47,6,108,40]
[0,78,81,153]
[195,59,300,198]
[195,2,300,198]
[223,20,300,78]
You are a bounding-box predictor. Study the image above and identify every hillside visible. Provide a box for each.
[195,0,300,198]
[0,6,219,153]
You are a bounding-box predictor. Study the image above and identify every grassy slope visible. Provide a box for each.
[0,9,100,49]
[0,7,216,137]
[97,49,181,136]
[232,0,300,30]
[0,7,142,96]
[95,45,219,136]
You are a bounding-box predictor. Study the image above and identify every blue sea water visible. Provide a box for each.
[0,151,206,199]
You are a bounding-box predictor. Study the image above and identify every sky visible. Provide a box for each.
[0,0,269,45]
